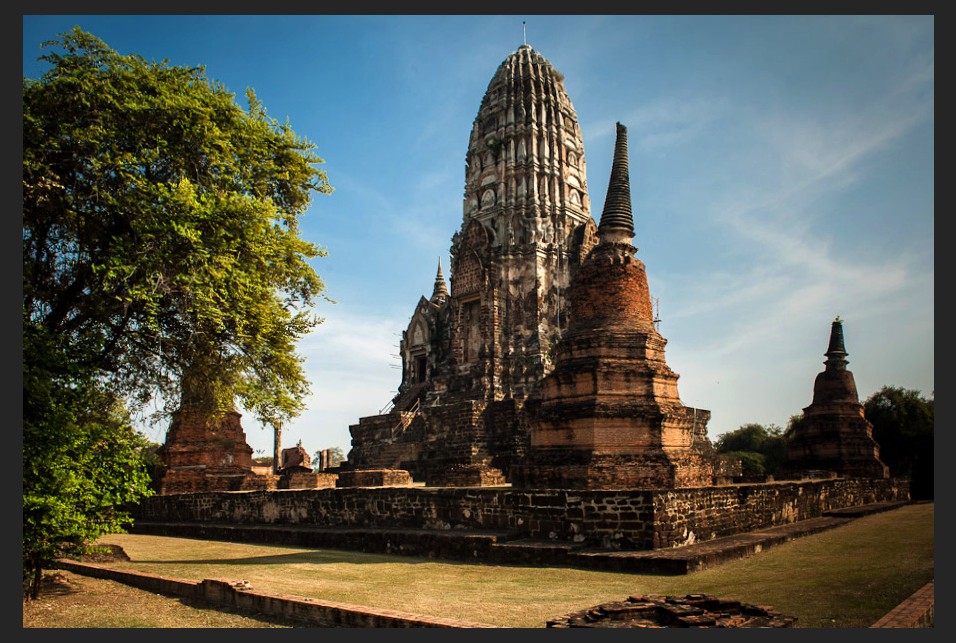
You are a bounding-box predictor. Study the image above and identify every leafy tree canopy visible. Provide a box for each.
[22,27,332,597]
[863,386,933,499]
[715,423,789,477]
[23,27,332,427]
[714,423,784,453]
[23,324,156,598]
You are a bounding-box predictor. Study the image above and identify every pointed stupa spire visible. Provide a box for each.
[431,257,449,303]
[598,122,636,245]
[824,316,848,370]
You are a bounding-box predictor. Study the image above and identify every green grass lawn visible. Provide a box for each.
[93,501,933,628]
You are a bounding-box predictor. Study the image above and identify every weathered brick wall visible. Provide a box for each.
[567,250,655,330]
[346,413,423,472]
[132,478,907,551]
[484,398,531,474]
[650,478,910,548]
[336,469,413,487]
[159,410,254,470]
[158,469,277,495]
[279,471,337,490]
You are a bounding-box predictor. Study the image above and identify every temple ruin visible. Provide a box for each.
[143,45,907,563]
[510,123,736,489]
[779,317,890,480]
[156,408,268,494]
[342,44,731,487]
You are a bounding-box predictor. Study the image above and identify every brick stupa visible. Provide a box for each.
[779,317,889,479]
[511,123,735,489]
[157,408,270,494]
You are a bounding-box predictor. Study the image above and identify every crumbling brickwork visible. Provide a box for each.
[548,594,797,628]
[336,469,413,488]
[157,409,271,494]
[133,478,908,551]
[514,123,732,489]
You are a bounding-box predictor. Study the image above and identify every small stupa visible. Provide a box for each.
[780,317,889,479]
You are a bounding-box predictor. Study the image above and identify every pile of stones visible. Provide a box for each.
[547,593,797,628]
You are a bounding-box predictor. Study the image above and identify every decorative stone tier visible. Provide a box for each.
[436,464,508,487]
[278,471,338,490]
[782,410,889,479]
[159,409,254,469]
[158,468,275,494]
[510,450,721,490]
[547,594,796,628]
[565,248,656,332]
[336,469,414,488]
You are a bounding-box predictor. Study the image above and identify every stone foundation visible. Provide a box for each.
[278,471,338,490]
[158,467,276,494]
[511,450,725,490]
[336,469,413,488]
[133,477,908,551]
[433,464,507,487]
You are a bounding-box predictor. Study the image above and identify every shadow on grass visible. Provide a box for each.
[120,549,538,568]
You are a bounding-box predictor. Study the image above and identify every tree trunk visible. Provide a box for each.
[28,562,42,600]
[273,423,282,474]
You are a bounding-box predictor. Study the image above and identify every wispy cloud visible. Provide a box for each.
[624,97,730,153]
[240,308,405,455]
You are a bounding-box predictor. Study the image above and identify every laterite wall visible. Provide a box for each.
[133,478,908,550]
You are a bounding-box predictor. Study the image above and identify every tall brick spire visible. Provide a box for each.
[516,121,721,491]
[431,257,448,303]
[825,316,848,370]
[598,122,635,244]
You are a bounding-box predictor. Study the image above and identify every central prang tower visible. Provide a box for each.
[344,45,600,485]
[448,43,595,402]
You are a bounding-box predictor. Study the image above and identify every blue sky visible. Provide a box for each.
[22,14,934,460]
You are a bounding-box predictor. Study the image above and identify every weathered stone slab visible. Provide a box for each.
[335,469,413,488]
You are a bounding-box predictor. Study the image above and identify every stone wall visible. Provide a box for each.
[870,580,934,628]
[278,471,337,490]
[647,477,908,549]
[132,478,908,551]
[336,469,413,488]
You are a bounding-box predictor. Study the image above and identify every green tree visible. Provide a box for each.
[22,29,331,597]
[863,386,934,499]
[23,325,155,599]
[714,423,789,478]
[23,27,331,425]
